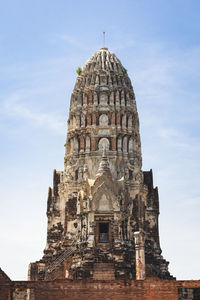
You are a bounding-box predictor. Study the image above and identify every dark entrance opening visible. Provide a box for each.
[99,223,109,243]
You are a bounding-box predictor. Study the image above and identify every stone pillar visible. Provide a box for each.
[134,230,146,280]
[112,137,117,151]
[117,136,122,152]
[110,91,114,105]
[111,112,115,125]
[126,92,130,106]
[87,114,92,126]
[86,136,91,152]
[116,90,120,106]
[74,137,79,153]
[81,114,86,127]
[88,90,93,104]
[123,136,128,153]
[76,115,80,128]
[122,114,126,129]
[116,112,121,126]
[91,137,96,151]
[92,112,96,125]
[121,90,125,106]
[80,136,85,152]
[94,91,98,105]
[128,115,132,130]
[83,93,88,105]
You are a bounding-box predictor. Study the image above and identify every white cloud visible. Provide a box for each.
[3,91,65,135]
[57,34,94,52]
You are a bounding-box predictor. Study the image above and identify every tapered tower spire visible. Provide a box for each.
[29,47,174,282]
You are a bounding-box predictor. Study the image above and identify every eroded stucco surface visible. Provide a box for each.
[29,48,173,281]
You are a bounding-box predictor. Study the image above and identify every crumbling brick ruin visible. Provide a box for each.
[1,47,200,300]
[29,47,174,281]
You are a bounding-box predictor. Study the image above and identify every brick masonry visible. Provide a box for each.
[1,274,200,300]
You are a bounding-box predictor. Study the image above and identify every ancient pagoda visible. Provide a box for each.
[29,47,174,281]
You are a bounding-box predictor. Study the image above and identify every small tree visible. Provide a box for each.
[76,67,82,75]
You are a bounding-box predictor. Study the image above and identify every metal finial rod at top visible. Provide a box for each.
[103,32,105,47]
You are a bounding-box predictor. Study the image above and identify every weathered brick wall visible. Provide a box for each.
[0,268,11,300]
[0,284,11,300]
[1,274,200,300]
[10,279,178,300]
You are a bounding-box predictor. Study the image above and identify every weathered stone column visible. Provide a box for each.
[134,230,146,280]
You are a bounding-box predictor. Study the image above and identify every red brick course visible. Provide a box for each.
[92,113,96,126]
[0,268,11,300]
[87,114,92,126]
[88,91,93,105]
[116,112,120,125]
[91,137,96,151]
[112,137,116,151]
[79,136,85,151]
[111,113,115,125]
[1,277,200,300]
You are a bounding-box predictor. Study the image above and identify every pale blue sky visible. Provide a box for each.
[0,0,200,280]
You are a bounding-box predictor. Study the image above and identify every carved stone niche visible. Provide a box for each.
[117,136,122,152]
[98,194,111,211]
[121,90,125,106]
[81,114,86,127]
[123,136,128,153]
[74,137,79,153]
[93,91,98,105]
[135,171,143,184]
[128,137,134,153]
[98,137,110,151]
[100,75,107,85]
[76,115,80,128]
[92,187,114,212]
[99,114,109,127]
[92,179,121,213]
[122,114,127,129]
[99,92,108,104]
[110,91,114,105]
[128,115,132,130]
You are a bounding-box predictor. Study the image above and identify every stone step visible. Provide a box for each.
[93,270,114,274]
[94,263,114,269]
[93,263,115,280]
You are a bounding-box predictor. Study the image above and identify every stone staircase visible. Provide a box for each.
[45,246,76,278]
[93,263,115,280]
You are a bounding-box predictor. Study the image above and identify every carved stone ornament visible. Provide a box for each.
[99,114,109,126]
[98,137,110,151]
[135,171,143,184]
[29,46,174,282]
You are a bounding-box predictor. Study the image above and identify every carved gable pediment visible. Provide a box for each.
[92,173,117,194]
[97,193,111,211]
[92,182,120,212]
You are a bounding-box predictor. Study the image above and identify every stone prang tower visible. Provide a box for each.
[29,47,174,281]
